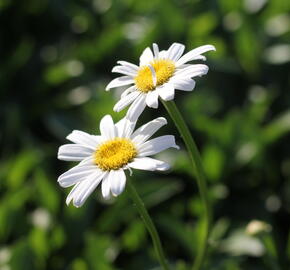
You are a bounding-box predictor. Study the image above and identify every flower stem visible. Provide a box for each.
[127,178,170,270]
[162,100,211,270]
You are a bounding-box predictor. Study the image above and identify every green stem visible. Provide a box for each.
[162,100,211,270]
[127,178,170,270]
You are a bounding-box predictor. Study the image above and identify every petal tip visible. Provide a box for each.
[174,144,180,150]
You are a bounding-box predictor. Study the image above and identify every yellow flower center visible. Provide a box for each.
[94,138,137,171]
[135,59,175,93]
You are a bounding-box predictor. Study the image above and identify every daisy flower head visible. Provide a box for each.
[106,42,216,121]
[57,114,179,207]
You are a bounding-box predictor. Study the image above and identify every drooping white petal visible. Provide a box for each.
[171,77,196,91]
[167,43,185,62]
[131,117,167,145]
[175,64,209,78]
[58,144,93,161]
[158,83,175,101]
[176,45,215,66]
[153,43,159,58]
[101,174,111,199]
[129,157,170,171]
[115,117,136,138]
[137,135,179,156]
[106,76,134,90]
[112,66,137,77]
[66,130,100,150]
[73,170,106,207]
[99,115,117,140]
[66,182,81,205]
[113,91,140,112]
[110,169,126,197]
[117,61,139,72]
[58,165,97,187]
[145,90,159,108]
[126,94,147,122]
[139,47,154,66]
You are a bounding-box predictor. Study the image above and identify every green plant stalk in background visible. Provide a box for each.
[127,178,170,270]
[162,100,211,270]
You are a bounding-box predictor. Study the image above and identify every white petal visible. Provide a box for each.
[101,174,111,199]
[129,157,170,171]
[139,47,154,66]
[126,94,146,122]
[121,86,136,98]
[66,130,100,150]
[58,165,97,187]
[117,61,139,72]
[153,43,159,58]
[159,50,168,59]
[147,64,157,87]
[176,45,216,66]
[66,182,81,205]
[78,156,95,166]
[115,117,136,138]
[110,169,126,196]
[131,117,167,145]
[112,66,137,77]
[171,77,196,91]
[113,91,140,112]
[138,135,179,156]
[193,55,207,61]
[175,64,209,78]
[58,144,93,161]
[158,83,175,101]
[145,90,159,108]
[106,76,134,90]
[167,43,185,62]
[99,115,117,140]
[73,170,106,207]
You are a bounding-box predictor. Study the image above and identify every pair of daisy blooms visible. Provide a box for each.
[58,42,215,207]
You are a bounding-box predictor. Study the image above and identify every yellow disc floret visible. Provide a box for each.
[135,59,175,93]
[94,138,137,171]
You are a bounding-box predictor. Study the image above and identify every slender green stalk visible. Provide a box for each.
[162,100,211,270]
[127,178,170,270]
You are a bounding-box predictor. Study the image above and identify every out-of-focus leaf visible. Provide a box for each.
[0,187,31,240]
[28,228,49,268]
[263,110,290,144]
[122,220,146,251]
[84,233,116,270]
[34,169,60,214]
[71,258,88,270]
[44,60,84,85]
[189,12,217,37]
[137,178,183,208]
[202,144,225,182]
[10,239,35,270]
[7,149,40,189]
[209,218,230,246]
[235,25,261,73]
[76,26,123,63]
[50,225,66,250]
[157,214,195,258]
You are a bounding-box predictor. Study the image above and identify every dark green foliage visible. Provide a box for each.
[0,0,290,269]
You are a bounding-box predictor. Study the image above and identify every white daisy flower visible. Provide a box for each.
[106,42,215,121]
[57,114,179,207]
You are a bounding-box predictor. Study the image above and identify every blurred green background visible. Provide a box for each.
[0,0,290,269]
